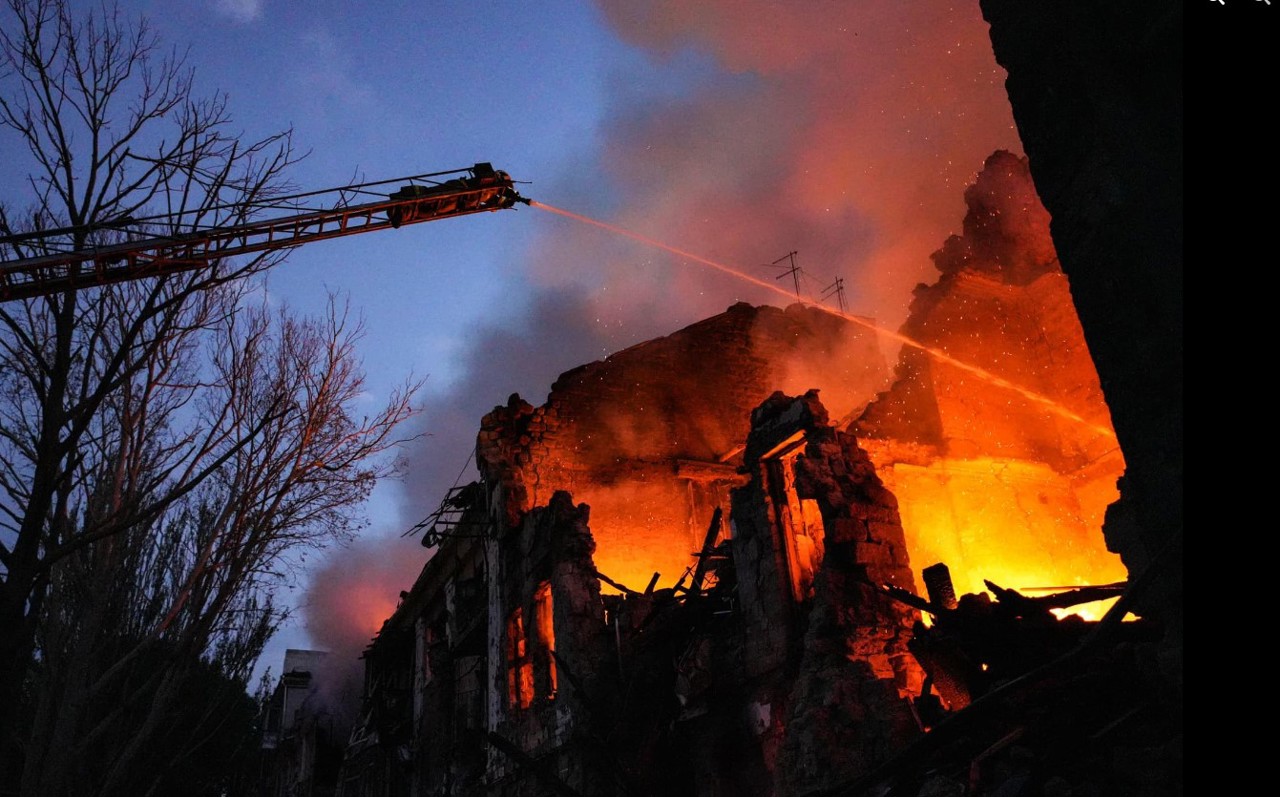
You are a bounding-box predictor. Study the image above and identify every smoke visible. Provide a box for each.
[586,0,1023,318]
[930,150,1057,285]
[492,0,1023,453]
[401,287,642,522]
[304,2,1024,672]
[906,150,1061,343]
[301,539,418,720]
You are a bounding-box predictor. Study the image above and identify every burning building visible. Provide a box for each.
[332,149,1152,796]
[853,150,1127,607]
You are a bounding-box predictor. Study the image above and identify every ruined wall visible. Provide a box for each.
[731,391,920,794]
[381,141,1149,795]
[469,384,926,797]
[887,270,1116,467]
[484,493,614,797]
[479,303,888,594]
[330,506,494,797]
[411,535,488,797]
[859,151,1117,469]
[855,151,1127,603]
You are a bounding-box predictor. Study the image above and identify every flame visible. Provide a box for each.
[884,457,1126,621]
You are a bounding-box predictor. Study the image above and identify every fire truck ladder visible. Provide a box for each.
[0,163,527,302]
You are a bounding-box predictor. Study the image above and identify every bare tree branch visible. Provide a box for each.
[0,3,419,794]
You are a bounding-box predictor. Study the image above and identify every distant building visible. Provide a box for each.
[260,649,344,797]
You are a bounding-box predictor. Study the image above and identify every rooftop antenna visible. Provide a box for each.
[773,251,801,298]
[821,277,848,313]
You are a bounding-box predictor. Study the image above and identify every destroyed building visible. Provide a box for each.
[260,649,345,797]
[853,150,1126,604]
[331,147,1164,796]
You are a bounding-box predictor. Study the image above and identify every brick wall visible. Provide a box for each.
[478,302,889,596]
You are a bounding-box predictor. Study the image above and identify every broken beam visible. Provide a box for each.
[690,507,724,594]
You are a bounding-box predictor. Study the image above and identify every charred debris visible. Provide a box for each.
[330,377,1174,797]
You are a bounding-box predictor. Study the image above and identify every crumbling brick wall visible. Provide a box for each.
[852,151,1127,602]
[731,390,921,794]
[478,302,888,596]
[484,491,613,797]
[477,385,922,797]
[857,154,1117,473]
[407,534,489,797]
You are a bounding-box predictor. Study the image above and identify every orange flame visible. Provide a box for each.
[528,200,1126,620]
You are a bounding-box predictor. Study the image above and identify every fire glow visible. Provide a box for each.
[530,197,1126,616]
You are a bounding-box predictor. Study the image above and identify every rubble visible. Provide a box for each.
[338,385,929,796]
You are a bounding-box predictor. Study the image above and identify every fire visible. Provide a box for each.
[337,582,400,637]
[572,481,712,594]
[525,158,1127,618]
[577,466,1126,620]
[884,457,1126,621]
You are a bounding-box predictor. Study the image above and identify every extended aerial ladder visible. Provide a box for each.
[0,163,528,302]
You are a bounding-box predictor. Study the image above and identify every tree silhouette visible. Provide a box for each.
[0,2,420,791]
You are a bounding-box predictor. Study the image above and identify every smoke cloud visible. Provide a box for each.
[929,149,1057,284]
[404,1,1020,512]
[578,0,1023,320]
[305,2,1023,672]
[301,538,414,719]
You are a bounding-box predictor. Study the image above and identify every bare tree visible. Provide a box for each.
[21,297,416,796]
[0,1,420,788]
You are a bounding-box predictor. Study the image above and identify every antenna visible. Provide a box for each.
[773,251,801,298]
[821,277,848,313]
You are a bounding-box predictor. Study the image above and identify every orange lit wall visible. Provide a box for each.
[854,152,1127,611]
[571,480,715,594]
[874,457,1125,615]
[481,303,888,595]
[858,272,1127,611]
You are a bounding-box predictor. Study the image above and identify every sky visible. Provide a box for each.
[5,1,1025,682]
